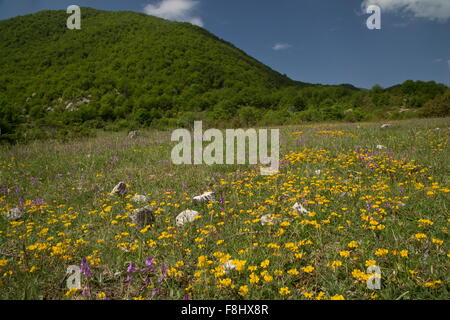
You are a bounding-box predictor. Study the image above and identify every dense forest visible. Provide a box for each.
[0,8,448,141]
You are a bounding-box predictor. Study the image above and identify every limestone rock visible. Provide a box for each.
[111,182,127,196]
[260,214,276,226]
[128,131,139,139]
[6,207,25,221]
[176,210,200,226]
[132,194,148,203]
[293,202,309,214]
[192,192,215,205]
[130,206,155,228]
[223,260,236,272]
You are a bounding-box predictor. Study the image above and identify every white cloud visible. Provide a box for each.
[143,0,203,27]
[272,43,292,51]
[362,0,450,22]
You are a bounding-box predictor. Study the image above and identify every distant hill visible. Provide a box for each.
[0,8,448,141]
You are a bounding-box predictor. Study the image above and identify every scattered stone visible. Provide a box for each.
[260,214,276,225]
[111,182,127,196]
[293,202,309,214]
[130,206,155,228]
[223,260,236,272]
[380,124,392,129]
[192,192,215,205]
[132,194,148,203]
[6,207,25,221]
[128,131,139,139]
[65,102,75,111]
[176,210,200,226]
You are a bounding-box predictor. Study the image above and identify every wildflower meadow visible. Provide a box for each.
[0,118,448,300]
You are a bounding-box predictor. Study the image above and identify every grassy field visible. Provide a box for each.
[0,118,449,300]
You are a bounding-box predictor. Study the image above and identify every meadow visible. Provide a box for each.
[0,117,448,300]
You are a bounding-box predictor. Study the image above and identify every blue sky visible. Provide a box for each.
[0,0,449,88]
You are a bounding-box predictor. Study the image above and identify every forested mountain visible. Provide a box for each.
[0,8,448,141]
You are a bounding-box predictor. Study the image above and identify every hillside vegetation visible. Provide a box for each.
[0,8,448,141]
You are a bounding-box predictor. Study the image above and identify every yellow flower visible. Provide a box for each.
[0,259,8,268]
[274,270,284,276]
[301,266,315,273]
[339,250,350,258]
[287,268,299,275]
[294,253,303,259]
[218,278,232,288]
[423,280,442,289]
[65,288,79,296]
[374,248,389,256]
[432,238,443,245]
[279,287,291,296]
[260,260,270,268]
[348,241,359,248]
[399,250,409,258]
[328,260,342,269]
[238,285,249,296]
[414,233,427,241]
[331,294,345,300]
[263,274,273,282]
[97,292,106,299]
[365,260,376,267]
[249,273,260,284]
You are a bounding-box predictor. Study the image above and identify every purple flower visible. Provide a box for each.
[183,295,190,300]
[127,262,137,273]
[80,258,92,277]
[143,256,156,272]
[151,288,160,298]
[157,264,168,283]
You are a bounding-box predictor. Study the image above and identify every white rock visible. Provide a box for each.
[111,182,127,196]
[192,192,215,205]
[132,194,148,203]
[6,207,25,221]
[293,202,309,214]
[128,131,139,139]
[376,144,387,150]
[380,124,392,129]
[130,205,155,228]
[223,260,236,272]
[260,214,276,225]
[176,210,200,226]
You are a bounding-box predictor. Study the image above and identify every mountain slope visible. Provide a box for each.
[0,8,448,141]
[0,8,293,121]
